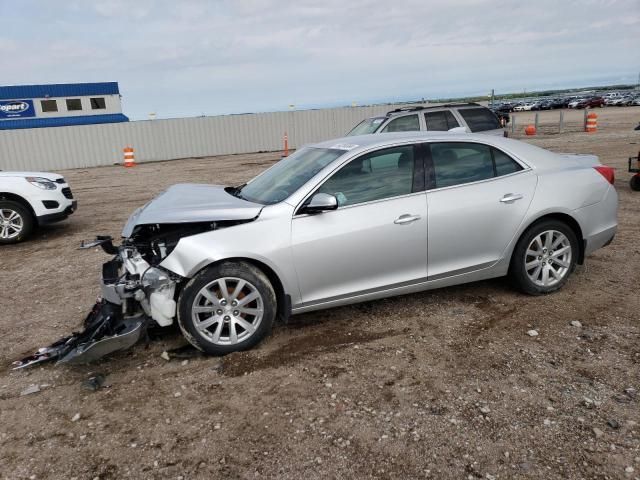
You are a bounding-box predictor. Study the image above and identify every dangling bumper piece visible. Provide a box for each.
[12,300,147,369]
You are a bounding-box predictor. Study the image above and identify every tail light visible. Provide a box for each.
[594,166,615,185]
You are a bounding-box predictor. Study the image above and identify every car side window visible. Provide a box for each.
[492,147,523,176]
[457,108,500,132]
[380,115,420,133]
[317,145,415,207]
[444,111,460,129]
[424,111,460,131]
[430,143,495,188]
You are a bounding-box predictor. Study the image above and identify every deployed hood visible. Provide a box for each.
[122,184,263,238]
[0,171,64,181]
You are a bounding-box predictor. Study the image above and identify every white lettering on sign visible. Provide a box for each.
[0,101,30,113]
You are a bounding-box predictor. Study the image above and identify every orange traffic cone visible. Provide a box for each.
[283,132,289,157]
[123,146,136,167]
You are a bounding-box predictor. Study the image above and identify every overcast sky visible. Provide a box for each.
[1,0,638,120]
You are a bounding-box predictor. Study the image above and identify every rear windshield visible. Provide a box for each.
[346,117,385,136]
[457,107,501,132]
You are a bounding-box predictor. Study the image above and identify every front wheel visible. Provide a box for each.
[509,220,578,295]
[177,261,277,355]
[0,200,34,245]
[630,175,640,192]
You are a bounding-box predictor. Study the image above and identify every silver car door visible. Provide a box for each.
[291,144,428,306]
[426,142,537,279]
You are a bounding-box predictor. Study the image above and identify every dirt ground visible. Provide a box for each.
[1,106,639,480]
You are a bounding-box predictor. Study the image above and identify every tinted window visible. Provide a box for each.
[90,97,106,109]
[457,107,500,132]
[381,115,420,133]
[430,143,494,188]
[40,100,57,112]
[318,146,414,207]
[66,99,82,111]
[347,117,386,136]
[444,111,459,129]
[493,148,523,176]
[238,147,345,205]
[424,110,460,131]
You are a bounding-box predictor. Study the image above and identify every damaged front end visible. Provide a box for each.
[13,220,256,369]
[13,233,182,369]
[13,183,264,369]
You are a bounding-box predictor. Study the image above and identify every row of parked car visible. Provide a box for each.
[492,92,640,113]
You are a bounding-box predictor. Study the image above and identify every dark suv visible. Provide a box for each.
[347,103,506,137]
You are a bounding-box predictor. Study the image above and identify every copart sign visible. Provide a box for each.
[0,100,35,119]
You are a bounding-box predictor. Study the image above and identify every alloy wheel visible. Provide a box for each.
[191,277,264,345]
[0,209,23,240]
[524,230,572,287]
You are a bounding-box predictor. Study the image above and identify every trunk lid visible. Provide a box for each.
[558,153,601,167]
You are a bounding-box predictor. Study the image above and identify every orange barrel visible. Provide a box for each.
[524,125,536,136]
[585,112,597,133]
[123,146,136,167]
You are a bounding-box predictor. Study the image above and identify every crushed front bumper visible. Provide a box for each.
[13,237,180,369]
[13,300,145,369]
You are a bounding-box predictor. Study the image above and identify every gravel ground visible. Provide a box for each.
[1,107,639,480]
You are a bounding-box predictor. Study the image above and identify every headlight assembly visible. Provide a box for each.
[26,176,57,190]
[141,267,172,290]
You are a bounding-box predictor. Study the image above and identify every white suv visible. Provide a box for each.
[347,103,506,137]
[0,171,77,244]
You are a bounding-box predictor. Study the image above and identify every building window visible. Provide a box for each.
[66,99,82,111]
[40,99,58,112]
[90,97,106,109]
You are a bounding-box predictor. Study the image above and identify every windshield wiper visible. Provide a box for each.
[227,184,247,200]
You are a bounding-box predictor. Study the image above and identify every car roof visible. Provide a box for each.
[309,132,561,171]
[382,102,485,118]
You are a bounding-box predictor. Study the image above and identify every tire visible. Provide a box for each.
[177,261,277,355]
[0,200,34,245]
[630,175,640,192]
[508,220,579,295]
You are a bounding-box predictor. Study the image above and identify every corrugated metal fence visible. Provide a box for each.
[0,103,417,171]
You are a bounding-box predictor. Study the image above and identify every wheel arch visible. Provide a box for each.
[0,192,36,220]
[189,257,292,324]
[514,212,585,265]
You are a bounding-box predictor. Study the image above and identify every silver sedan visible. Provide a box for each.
[88,133,619,358]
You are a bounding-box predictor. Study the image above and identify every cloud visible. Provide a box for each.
[1,0,638,118]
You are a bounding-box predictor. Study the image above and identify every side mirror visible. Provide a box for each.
[447,126,467,133]
[302,193,338,214]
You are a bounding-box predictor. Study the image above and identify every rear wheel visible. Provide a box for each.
[509,220,578,295]
[630,175,640,192]
[0,200,34,244]
[177,261,277,355]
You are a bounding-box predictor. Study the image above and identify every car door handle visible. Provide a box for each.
[500,193,523,203]
[394,214,421,225]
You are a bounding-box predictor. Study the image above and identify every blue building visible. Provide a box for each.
[0,82,129,130]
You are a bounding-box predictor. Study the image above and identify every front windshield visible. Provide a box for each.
[346,117,385,136]
[236,147,345,205]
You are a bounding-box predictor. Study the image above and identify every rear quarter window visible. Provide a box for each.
[492,148,523,176]
[457,108,500,132]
